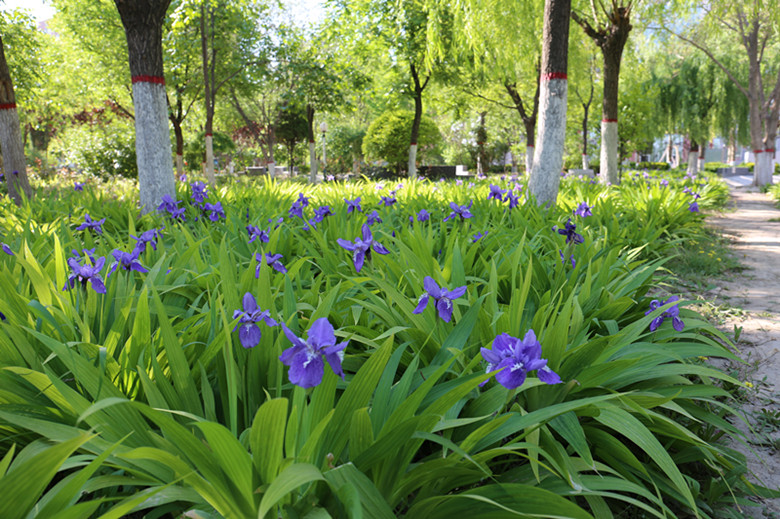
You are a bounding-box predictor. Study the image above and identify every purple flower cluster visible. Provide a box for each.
[247,225,270,244]
[255,252,287,276]
[344,197,362,213]
[574,202,592,218]
[191,181,208,205]
[108,249,148,277]
[413,276,466,323]
[280,318,347,388]
[443,200,474,222]
[480,330,562,389]
[203,202,226,222]
[555,219,584,245]
[337,224,390,272]
[65,256,107,294]
[646,295,684,332]
[76,214,105,234]
[158,195,185,220]
[233,292,278,348]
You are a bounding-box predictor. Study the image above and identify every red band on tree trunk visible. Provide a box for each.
[131,75,166,85]
[753,149,763,154]
[542,72,567,80]
[410,142,417,146]
[765,149,776,153]
[205,133,213,137]
[0,102,17,110]
[309,140,315,144]
[602,118,618,123]
[527,145,534,147]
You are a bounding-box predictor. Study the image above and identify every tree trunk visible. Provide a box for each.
[505,79,540,175]
[200,1,217,186]
[727,130,736,165]
[408,62,429,178]
[581,100,589,167]
[0,34,33,205]
[306,104,317,182]
[600,48,621,184]
[529,0,571,206]
[114,0,174,214]
[171,116,184,178]
[686,140,699,176]
[697,144,706,172]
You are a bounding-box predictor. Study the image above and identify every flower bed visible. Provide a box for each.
[0,170,759,518]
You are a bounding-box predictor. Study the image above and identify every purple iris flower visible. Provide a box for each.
[366,210,382,226]
[2,243,13,256]
[660,179,669,187]
[247,225,270,244]
[417,209,430,222]
[380,194,397,207]
[76,214,105,234]
[313,205,332,222]
[191,181,208,205]
[179,173,187,182]
[326,174,335,181]
[297,192,310,207]
[574,202,592,218]
[108,249,148,277]
[412,276,467,323]
[556,219,584,245]
[279,318,348,388]
[456,179,463,186]
[203,202,225,221]
[472,231,488,243]
[131,228,161,253]
[559,250,576,268]
[345,197,363,213]
[158,195,185,220]
[0,311,5,321]
[488,184,506,201]
[255,252,288,276]
[645,296,684,332]
[689,201,699,213]
[65,256,107,294]
[443,200,474,222]
[232,292,278,348]
[480,330,562,389]
[74,182,85,191]
[289,201,305,219]
[337,224,390,272]
[505,191,519,209]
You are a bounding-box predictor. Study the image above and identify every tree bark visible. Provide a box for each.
[528,0,571,206]
[686,140,699,177]
[114,0,175,214]
[0,34,33,205]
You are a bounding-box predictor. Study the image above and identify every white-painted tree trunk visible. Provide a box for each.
[599,120,618,184]
[582,153,589,170]
[529,78,567,206]
[408,144,418,178]
[309,141,317,182]
[697,156,705,172]
[754,150,773,186]
[0,106,32,203]
[132,81,175,213]
[205,134,215,185]
[175,153,184,178]
[267,161,275,178]
[686,150,698,177]
[525,145,534,173]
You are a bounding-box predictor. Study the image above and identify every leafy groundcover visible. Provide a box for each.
[0,170,771,518]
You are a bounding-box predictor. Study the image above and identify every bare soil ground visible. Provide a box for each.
[707,186,780,518]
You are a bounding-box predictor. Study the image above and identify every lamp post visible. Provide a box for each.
[320,121,328,179]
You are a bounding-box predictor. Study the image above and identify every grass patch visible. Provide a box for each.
[667,227,743,285]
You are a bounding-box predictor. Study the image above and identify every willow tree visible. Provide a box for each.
[572,0,633,185]
[664,1,780,186]
[114,0,176,213]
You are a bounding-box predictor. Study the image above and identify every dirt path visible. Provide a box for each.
[708,185,780,517]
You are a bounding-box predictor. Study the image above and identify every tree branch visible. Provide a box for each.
[665,27,749,99]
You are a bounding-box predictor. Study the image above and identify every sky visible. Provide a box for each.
[0,0,324,25]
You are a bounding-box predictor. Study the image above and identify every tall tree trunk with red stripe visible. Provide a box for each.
[572,2,632,185]
[528,0,571,206]
[114,0,175,214]
[0,33,33,205]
